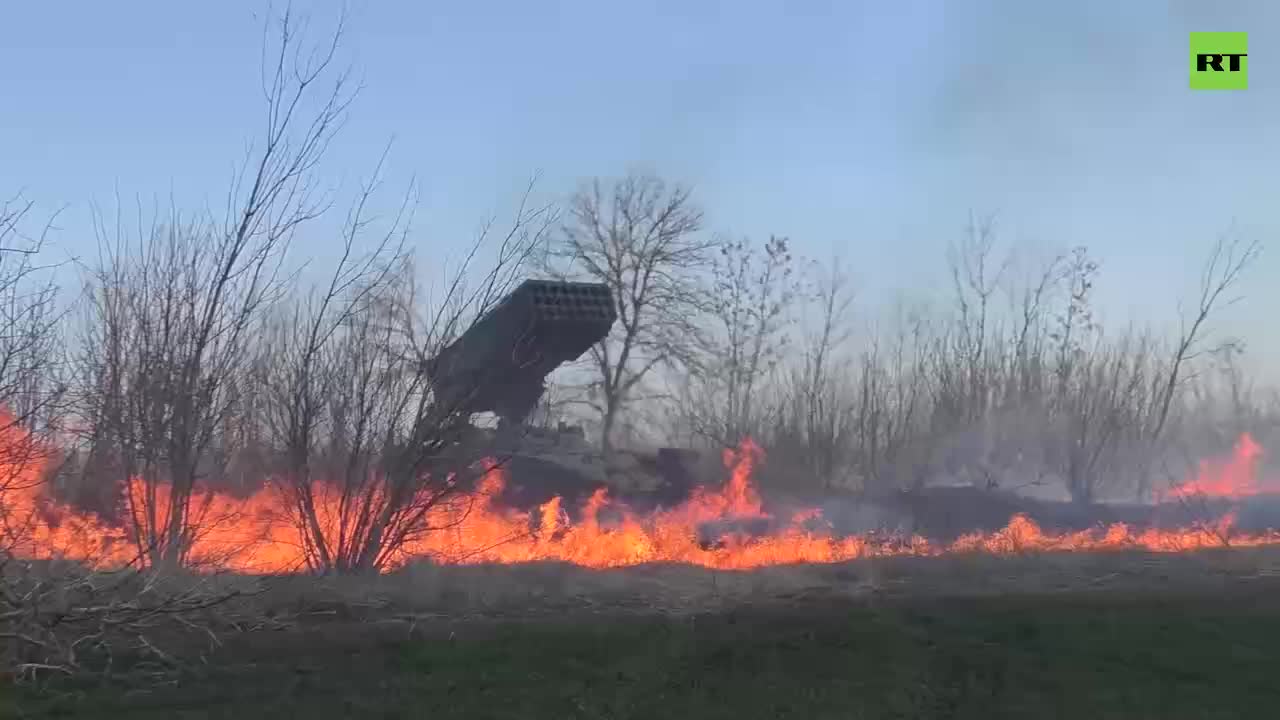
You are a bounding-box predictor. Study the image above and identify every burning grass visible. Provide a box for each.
[8,462,1280,716]
[4,433,1280,575]
[5,408,1280,698]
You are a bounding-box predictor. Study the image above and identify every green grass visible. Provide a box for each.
[7,586,1280,719]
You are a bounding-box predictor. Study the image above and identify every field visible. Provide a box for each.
[6,549,1280,719]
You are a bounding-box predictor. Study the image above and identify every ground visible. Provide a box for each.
[6,550,1280,719]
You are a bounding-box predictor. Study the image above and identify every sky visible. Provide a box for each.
[2,0,1278,378]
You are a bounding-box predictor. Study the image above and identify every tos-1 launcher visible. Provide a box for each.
[427,280,617,426]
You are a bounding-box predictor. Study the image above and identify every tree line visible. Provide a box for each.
[546,179,1267,508]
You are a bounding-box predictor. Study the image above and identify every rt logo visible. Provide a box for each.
[1190,32,1248,90]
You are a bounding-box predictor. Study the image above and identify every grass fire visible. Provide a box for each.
[6,428,1280,575]
[5,4,1280,717]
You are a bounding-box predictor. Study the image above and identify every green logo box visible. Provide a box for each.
[1190,32,1248,90]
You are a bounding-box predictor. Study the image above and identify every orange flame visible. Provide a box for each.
[1169,433,1276,499]
[4,422,1280,573]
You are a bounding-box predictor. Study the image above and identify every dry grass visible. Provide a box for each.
[1,559,271,683]
[237,544,1280,624]
[7,545,1279,692]
[9,550,1280,719]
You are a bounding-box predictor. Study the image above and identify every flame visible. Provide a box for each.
[1168,433,1277,499]
[5,422,1280,573]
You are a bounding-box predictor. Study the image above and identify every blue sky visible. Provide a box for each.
[3,1,1277,374]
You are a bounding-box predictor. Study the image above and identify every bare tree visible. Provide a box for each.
[758,255,857,489]
[252,154,408,572]
[1148,233,1261,446]
[1051,332,1156,503]
[74,7,354,568]
[258,178,554,573]
[1003,249,1069,409]
[947,213,1012,422]
[0,195,69,554]
[545,172,712,462]
[681,235,799,447]
[0,197,68,436]
[1136,233,1264,497]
